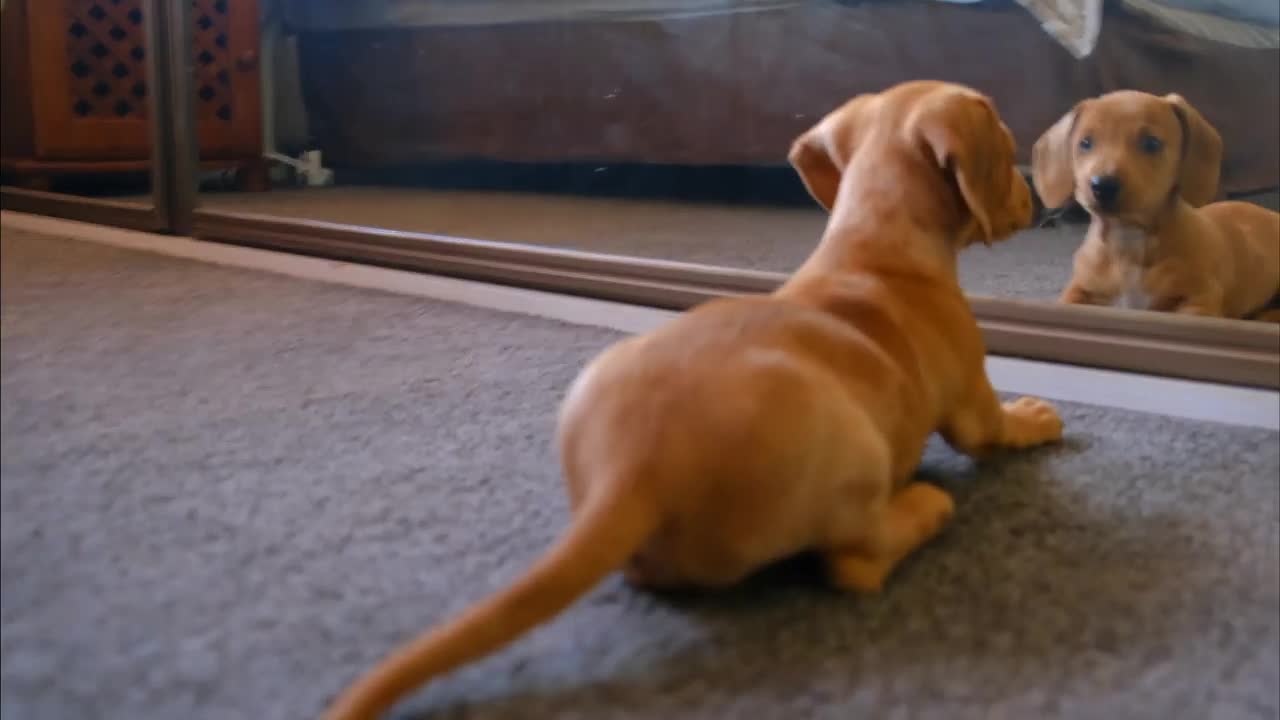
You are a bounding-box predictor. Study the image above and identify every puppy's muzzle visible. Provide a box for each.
[1089,175,1122,212]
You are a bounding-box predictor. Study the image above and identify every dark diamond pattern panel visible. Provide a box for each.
[192,0,234,126]
[65,0,148,119]
[64,1,239,127]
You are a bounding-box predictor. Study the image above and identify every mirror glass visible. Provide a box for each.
[192,1,1279,323]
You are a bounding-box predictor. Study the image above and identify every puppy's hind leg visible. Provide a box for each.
[817,410,956,593]
[824,483,956,594]
[1173,287,1225,317]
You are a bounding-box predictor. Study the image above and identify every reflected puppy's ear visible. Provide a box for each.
[1164,94,1222,207]
[1031,101,1086,210]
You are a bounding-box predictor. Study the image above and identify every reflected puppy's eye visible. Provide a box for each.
[1140,134,1164,154]
[1078,136,1093,152]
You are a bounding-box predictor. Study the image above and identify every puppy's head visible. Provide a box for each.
[1031,90,1222,223]
[788,80,1033,247]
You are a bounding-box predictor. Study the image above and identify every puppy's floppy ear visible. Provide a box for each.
[1165,93,1222,207]
[1031,103,1083,210]
[913,92,1015,243]
[788,120,843,213]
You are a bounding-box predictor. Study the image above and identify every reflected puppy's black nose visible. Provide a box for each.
[1090,175,1122,210]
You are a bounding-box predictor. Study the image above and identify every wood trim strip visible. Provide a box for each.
[1,187,163,232]
[190,209,1279,390]
[192,209,778,305]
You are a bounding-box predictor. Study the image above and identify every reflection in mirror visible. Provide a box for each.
[1031,89,1279,322]
[1,0,159,207]
[191,1,1278,323]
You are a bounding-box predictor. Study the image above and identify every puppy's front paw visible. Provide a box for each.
[1001,396,1064,447]
[1058,285,1091,305]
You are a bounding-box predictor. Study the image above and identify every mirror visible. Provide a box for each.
[1,0,158,211]
[190,1,1278,325]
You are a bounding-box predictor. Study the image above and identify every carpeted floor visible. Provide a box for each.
[2,228,1278,720]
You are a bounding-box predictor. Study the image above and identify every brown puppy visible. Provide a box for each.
[1033,90,1280,319]
[323,80,1064,720]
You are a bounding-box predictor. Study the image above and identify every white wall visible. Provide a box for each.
[261,0,311,154]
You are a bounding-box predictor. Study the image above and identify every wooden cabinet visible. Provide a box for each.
[1,0,265,190]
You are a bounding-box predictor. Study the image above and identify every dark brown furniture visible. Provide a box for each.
[1,0,266,191]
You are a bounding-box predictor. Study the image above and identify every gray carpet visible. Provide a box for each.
[2,228,1278,720]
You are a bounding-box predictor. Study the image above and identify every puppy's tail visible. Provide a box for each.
[321,481,658,720]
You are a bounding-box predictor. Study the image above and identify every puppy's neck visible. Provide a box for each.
[1096,218,1154,266]
[1093,200,1190,266]
[791,153,964,284]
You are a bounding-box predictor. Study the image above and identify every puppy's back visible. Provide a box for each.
[1201,201,1280,314]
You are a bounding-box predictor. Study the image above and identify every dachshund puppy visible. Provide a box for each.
[1033,90,1280,320]
[323,81,1064,720]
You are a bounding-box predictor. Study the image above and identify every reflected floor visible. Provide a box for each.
[197,185,1080,301]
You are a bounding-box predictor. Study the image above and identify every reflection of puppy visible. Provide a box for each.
[1033,90,1280,320]
[323,81,1063,720]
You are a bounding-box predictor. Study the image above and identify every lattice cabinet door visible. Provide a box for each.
[26,0,152,159]
[191,0,262,159]
[23,0,260,162]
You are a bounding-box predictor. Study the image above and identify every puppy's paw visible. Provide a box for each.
[896,483,957,538]
[827,553,892,594]
[825,484,956,595]
[1002,396,1064,446]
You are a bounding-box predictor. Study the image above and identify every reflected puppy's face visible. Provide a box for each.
[1032,91,1223,225]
